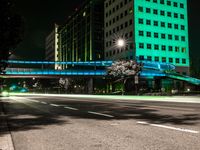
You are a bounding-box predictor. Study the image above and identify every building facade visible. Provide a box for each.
[45,24,59,69]
[104,0,190,75]
[57,0,104,68]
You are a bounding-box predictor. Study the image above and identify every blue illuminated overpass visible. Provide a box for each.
[1,60,200,85]
[6,60,113,67]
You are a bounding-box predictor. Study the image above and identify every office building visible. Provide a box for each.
[45,24,59,69]
[104,0,189,75]
[57,0,104,67]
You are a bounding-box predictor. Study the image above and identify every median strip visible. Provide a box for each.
[88,111,114,118]
[137,121,199,134]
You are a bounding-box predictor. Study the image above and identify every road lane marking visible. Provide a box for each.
[88,111,114,118]
[144,105,195,112]
[64,106,78,111]
[137,121,199,134]
[50,104,60,107]
[40,101,48,104]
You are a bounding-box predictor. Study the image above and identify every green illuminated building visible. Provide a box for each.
[57,0,104,68]
[105,0,190,75]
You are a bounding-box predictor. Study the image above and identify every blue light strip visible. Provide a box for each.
[6,60,113,67]
[5,69,107,76]
[167,74,200,85]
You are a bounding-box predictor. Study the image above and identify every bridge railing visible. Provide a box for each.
[5,68,107,76]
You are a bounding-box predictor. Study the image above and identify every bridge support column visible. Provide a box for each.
[154,78,162,91]
[87,78,93,94]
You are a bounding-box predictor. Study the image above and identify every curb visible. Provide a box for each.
[0,100,15,150]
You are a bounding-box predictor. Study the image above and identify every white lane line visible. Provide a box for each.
[64,106,78,111]
[137,121,199,134]
[11,97,40,103]
[88,111,114,118]
[50,104,60,107]
[40,101,48,104]
[29,99,40,103]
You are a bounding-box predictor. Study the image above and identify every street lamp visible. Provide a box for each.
[117,39,126,48]
[116,38,126,49]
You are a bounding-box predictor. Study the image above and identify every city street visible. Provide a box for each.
[1,94,200,150]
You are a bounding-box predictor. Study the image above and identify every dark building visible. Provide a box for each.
[57,0,104,68]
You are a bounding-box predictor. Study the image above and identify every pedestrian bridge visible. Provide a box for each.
[1,60,200,86]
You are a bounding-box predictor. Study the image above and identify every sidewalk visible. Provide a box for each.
[0,99,14,150]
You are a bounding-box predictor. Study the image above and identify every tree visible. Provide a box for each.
[107,60,142,77]
[0,0,24,73]
[107,60,142,95]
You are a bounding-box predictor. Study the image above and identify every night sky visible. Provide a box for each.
[14,0,200,65]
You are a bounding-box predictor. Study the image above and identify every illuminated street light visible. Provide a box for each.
[117,39,125,48]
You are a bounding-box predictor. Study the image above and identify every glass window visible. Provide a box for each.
[153,9,158,14]
[155,57,159,61]
[147,44,152,49]
[174,24,179,29]
[147,56,152,61]
[181,25,185,30]
[168,23,172,28]
[139,18,143,24]
[154,21,158,26]
[176,58,180,63]
[139,55,144,60]
[160,10,165,16]
[180,14,185,19]
[162,57,166,62]
[162,45,166,51]
[180,3,184,8]
[167,1,171,6]
[139,30,144,36]
[139,43,144,48]
[167,12,172,17]
[175,46,179,52]
[138,6,143,12]
[175,35,179,41]
[161,22,165,27]
[168,46,173,51]
[146,32,151,37]
[160,0,164,4]
[146,8,151,13]
[146,19,151,25]
[154,44,159,50]
[182,59,186,64]
[169,58,173,63]
[161,34,166,39]
[174,2,178,7]
[154,32,159,38]
[168,34,172,40]
[174,13,178,18]
[181,36,186,41]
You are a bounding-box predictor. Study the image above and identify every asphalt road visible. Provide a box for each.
[1,95,200,150]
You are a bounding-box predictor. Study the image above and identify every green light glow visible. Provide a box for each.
[2,91,9,97]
